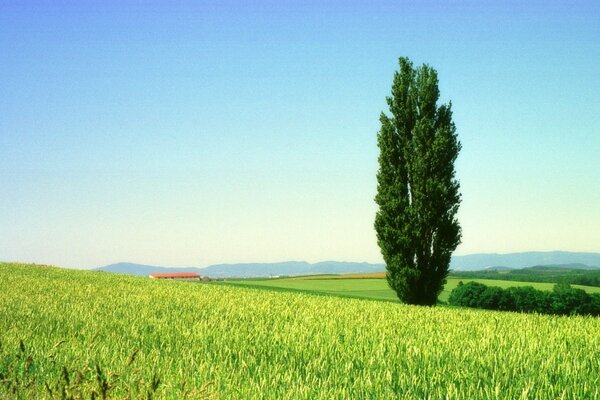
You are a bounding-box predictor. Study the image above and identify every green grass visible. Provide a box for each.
[2,262,600,399]
[226,276,600,303]
[226,277,399,301]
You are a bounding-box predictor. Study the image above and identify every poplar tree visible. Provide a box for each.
[375,57,461,305]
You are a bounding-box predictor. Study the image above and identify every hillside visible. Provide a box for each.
[1,262,599,398]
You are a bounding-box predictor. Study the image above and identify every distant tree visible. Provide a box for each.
[553,282,573,293]
[375,57,461,305]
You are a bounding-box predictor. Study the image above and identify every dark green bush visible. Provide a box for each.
[448,282,487,308]
[448,282,600,316]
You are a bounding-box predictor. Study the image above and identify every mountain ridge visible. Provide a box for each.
[94,251,600,278]
[451,251,600,270]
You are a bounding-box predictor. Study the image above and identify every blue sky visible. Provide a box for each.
[1,1,599,268]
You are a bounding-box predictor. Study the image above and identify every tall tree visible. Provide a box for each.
[375,57,461,306]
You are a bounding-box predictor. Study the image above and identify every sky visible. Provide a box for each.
[1,1,599,269]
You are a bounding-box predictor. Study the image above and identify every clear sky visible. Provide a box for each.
[1,1,599,269]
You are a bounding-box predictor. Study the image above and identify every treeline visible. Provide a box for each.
[450,266,600,288]
[448,282,600,316]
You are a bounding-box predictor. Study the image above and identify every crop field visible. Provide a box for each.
[227,276,600,303]
[2,262,600,399]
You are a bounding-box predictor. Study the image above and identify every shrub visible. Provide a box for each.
[449,282,600,316]
[551,285,597,316]
[478,286,505,310]
[448,282,487,308]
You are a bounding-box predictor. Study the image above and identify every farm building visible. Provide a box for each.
[149,272,204,281]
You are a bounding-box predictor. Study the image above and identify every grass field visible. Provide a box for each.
[226,275,600,303]
[2,262,600,399]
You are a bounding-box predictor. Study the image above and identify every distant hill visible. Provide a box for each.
[95,262,205,277]
[527,263,599,270]
[95,261,386,278]
[482,266,513,271]
[95,251,600,278]
[201,261,385,278]
[450,251,600,271]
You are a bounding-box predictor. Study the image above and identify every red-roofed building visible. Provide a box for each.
[149,272,202,281]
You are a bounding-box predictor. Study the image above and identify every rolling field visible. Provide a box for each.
[2,262,600,399]
[226,276,600,303]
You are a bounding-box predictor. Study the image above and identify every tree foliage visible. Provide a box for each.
[375,57,461,305]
